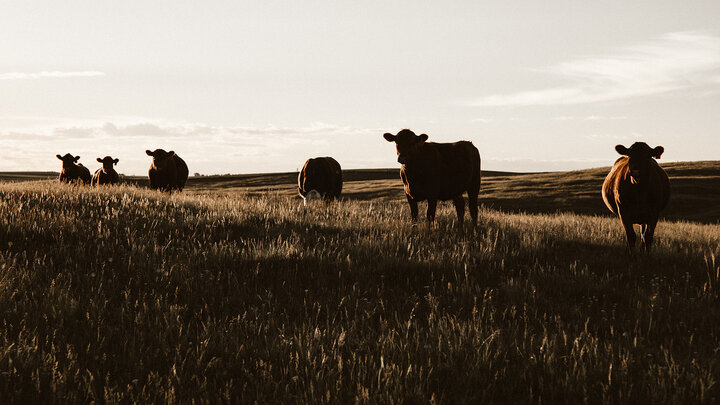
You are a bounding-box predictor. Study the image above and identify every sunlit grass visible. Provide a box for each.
[0,180,719,403]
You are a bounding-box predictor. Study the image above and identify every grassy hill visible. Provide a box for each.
[6,160,718,222]
[0,162,719,402]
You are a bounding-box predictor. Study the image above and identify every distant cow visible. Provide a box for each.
[92,156,120,186]
[383,129,481,227]
[145,149,189,192]
[56,154,91,184]
[298,157,342,203]
[602,142,670,252]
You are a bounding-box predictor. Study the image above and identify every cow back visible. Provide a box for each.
[171,155,189,190]
[79,165,91,184]
[298,157,342,199]
[401,141,480,201]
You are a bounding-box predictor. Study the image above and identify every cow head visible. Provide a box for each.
[302,189,322,206]
[97,156,119,171]
[615,142,664,182]
[146,149,175,167]
[383,129,428,165]
[56,153,80,169]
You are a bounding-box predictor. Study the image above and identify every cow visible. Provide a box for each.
[298,157,342,203]
[56,153,91,184]
[91,156,120,186]
[602,142,670,252]
[145,149,189,192]
[383,129,481,227]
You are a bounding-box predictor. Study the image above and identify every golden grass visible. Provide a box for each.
[5,160,718,221]
[0,178,719,402]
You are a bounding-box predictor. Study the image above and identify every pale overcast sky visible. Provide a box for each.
[2,1,719,175]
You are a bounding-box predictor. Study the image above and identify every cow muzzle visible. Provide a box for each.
[303,189,322,206]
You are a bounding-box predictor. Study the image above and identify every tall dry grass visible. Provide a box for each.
[0,180,718,403]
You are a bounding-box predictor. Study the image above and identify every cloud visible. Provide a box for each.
[470,31,720,106]
[0,71,105,80]
[4,120,380,142]
[583,133,634,141]
[553,115,627,121]
[0,120,385,173]
[2,132,54,141]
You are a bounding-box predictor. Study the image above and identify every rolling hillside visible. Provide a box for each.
[5,160,718,223]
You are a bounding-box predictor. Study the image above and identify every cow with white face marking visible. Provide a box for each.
[56,153,91,184]
[298,157,342,203]
[602,142,671,252]
[91,156,120,186]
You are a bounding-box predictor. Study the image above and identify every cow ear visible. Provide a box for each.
[114,158,119,164]
[97,158,103,163]
[652,146,664,159]
[383,133,396,142]
[418,134,429,145]
[56,154,63,160]
[74,156,80,162]
[615,145,629,156]
[146,150,153,156]
[168,151,175,157]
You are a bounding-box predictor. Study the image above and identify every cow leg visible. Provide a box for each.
[452,196,465,228]
[467,190,479,227]
[406,195,419,222]
[426,198,438,225]
[640,224,647,251]
[642,219,658,253]
[621,217,636,252]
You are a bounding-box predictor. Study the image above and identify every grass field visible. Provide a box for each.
[7,160,719,221]
[1,162,719,402]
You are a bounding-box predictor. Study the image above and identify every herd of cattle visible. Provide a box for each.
[57,149,189,191]
[55,129,670,252]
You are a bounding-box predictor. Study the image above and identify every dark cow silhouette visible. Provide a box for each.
[92,156,120,186]
[602,142,670,252]
[56,154,91,184]
[145,149,189,192]
[298,157,342,202]
[383,129,481,226]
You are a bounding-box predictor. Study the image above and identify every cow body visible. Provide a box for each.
[602,142,670,252]
[384,129,481,226]
[92,156,120,186]
[298,157,342,202]
[146,149,189,192]
[57,154,91,184]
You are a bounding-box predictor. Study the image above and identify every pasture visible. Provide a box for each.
[0,161,719,403]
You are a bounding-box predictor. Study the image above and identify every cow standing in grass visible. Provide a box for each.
[602,142,670,252]
[383,129,481,227]
[298,157,342,203]
[91,156,120,186]
[145,149,189,192]
[56,154,91,184]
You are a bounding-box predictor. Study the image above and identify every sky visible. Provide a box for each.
[1,0,719,175]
